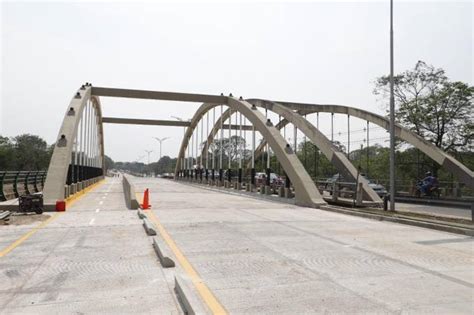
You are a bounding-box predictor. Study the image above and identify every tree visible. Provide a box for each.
[374,61,473,153]
[150,156,177,174]
[0,136,15,170]
[13,134,52,171]
[104,155,115,171]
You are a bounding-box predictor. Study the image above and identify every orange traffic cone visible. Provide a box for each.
[141,188,151,210]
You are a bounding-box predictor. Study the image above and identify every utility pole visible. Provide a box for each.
[389,0,396,211]
[153,137,170,161]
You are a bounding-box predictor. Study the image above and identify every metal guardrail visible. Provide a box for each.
[0,171,47,201]
[371,179,473,198]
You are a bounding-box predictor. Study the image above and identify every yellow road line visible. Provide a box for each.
[0,212,62,258]
[147,210,228,315]
[0,179,106,258]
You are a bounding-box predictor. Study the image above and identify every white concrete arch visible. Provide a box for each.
[247,99,474,190]
[43,85,105,205]
[175,99,327,208]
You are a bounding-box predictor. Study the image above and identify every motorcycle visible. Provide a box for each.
[415,180,440,198]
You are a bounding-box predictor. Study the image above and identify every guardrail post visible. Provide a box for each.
[383,194,389,211]
[0,171,6,201]
[13,171,20,198]
[24,171,31,195]
[33,172,39,192]
[453,182,460,197]
[41,171,46,189]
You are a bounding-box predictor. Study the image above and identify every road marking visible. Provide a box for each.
[0,213,62,258]
[95,208,100,213]
[147,211,227,315]
[66,180,105,209]
[89,218,95,225]
[0,180,107,258]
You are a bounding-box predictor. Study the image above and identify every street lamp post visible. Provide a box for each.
[153,137,170,161]
[389,0,396,211]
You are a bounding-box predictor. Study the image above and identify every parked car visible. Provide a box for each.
[325,173,387,197]
[255,172,284,189]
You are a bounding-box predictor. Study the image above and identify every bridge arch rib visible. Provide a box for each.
[43,85,105,206]
[175,98,327,208]
[197,100,382,203]
[247,99,474,190]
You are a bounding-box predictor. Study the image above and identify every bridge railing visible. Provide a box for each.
[373,179,473,199]
[314,176,473,200]
[0,171,47,201]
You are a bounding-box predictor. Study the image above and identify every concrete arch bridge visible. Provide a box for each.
[42,85,474,209]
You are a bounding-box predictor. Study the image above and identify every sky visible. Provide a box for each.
[1,0,472,163]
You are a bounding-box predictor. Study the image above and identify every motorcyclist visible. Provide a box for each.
[420,171,438,195]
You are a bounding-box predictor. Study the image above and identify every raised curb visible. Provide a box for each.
[143,217,157,236]
[152,237,175,268]
[174,275,211,315]
[396,196,471,210]
[320,205,474,236]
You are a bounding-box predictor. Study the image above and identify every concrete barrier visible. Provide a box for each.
[143,218,157,236]
[174,275,211,315]
[152,237,175,268]
[123,175,139,209]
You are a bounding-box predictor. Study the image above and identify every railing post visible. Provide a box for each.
[227,168,232,186]
[453,182,461,197]
[13,171,20,198]
[0,171,6,201]
[33,171,39,192]
[41,171,46,189]
[251,168,256,189]
[24,171,31,195]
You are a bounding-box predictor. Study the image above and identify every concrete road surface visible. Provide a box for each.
[0,178,181,314]
[1,177,473,314]
[131,178,474,314]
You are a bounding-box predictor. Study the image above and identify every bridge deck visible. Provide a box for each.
[133,177,473,313]
[0,177,472,314]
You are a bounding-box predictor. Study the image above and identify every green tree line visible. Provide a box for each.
[0,134,53,171]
